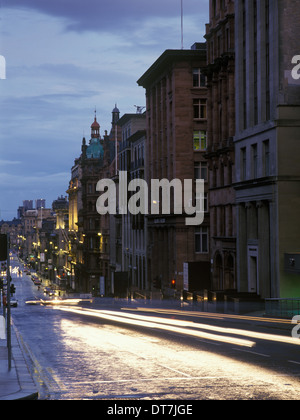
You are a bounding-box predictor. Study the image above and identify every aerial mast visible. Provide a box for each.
[181,0,184,49]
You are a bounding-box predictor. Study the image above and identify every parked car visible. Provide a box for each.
[10,298,18,307]
[4,298,18,308]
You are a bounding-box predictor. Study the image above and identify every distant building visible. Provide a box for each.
[36,199,46,210]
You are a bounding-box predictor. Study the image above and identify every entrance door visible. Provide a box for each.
[248,246,259,294]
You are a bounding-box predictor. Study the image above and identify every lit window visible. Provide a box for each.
[193,131,207,151]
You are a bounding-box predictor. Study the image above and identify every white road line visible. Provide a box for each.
[62,376,219,386]
[288,360,300,365]
[158,364,192,377]
[196,338,221,346]
[232,348,270,358]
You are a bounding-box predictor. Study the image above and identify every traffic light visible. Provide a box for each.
[0,234,7,261]
[0,279,3,290]
[10,284,16,295]
[171,279,176,289]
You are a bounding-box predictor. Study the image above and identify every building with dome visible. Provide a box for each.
[66,108,121,293]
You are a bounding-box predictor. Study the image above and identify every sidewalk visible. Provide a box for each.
[0,323,38,400]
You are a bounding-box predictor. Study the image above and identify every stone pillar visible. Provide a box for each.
[236,203,248,292]
[257,201,270,298]
[246,201,257,240]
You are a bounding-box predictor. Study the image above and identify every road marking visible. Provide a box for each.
[196,338,221,346]
[62,376,221,386]
[288,360,300,365]
[232,348,270,358]
[47,367,67,391]
[158,364,192,377]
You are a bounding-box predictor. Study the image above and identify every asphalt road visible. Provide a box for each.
[8,257,300,400]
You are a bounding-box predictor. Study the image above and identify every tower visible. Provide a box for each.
[112,104,120,125]
[91,110,100,139]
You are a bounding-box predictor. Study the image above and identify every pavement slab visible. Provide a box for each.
[0,324,38,400]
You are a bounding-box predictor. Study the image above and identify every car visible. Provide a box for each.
[9,298,18,307]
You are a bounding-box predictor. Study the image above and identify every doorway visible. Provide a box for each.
[248,246,259,294]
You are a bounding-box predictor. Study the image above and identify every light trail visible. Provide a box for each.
[55,306,255,348]
[121,308,300,346]
[55,306,300,348]
[129,307,298,325]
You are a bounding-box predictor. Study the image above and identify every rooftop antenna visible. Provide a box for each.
[181,0,184,49]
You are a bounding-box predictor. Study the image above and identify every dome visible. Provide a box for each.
[91,117,100,128]
[86,138,104,160]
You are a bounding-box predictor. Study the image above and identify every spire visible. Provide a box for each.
[112,103,120,125]
[91,109,100,139]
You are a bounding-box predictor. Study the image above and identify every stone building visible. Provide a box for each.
[116,112,147,295]
[67,110,120,294]
[204,0,236,292]
[234,0,300,298]
[138,45,210,294]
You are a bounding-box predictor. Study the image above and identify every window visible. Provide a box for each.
[241,147,247,181]
[193,99,207,119]
[193,68,206,87]
[195,227,208,253]
[203,193,208,213]
[263,140,270,176]
[194,161,208,181]
[193,131,207,151]
[251,144,258,178]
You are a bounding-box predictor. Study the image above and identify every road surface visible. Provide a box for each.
[7,257,300,400]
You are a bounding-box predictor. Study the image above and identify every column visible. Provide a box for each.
[257,200,270,298]
[236,203,248,292]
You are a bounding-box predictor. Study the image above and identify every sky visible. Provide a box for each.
[0,0,209,220]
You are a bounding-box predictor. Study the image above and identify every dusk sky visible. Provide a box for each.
[0,0,208,220]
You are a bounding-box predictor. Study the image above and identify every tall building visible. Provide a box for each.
[204,0,236,292]
[67,109,120,294]
[138,46,210,294]
[116,112,147,294]
[36,199,46,210]
[234,0,300,298]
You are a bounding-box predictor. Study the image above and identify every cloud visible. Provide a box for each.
[0,1,209,219]
[5,0,208,34]
[0,160,21,166]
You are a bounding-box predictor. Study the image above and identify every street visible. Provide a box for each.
[7,258,300,400]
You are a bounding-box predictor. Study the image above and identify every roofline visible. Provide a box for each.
[117,113,146,126]
[137,46,207,88]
